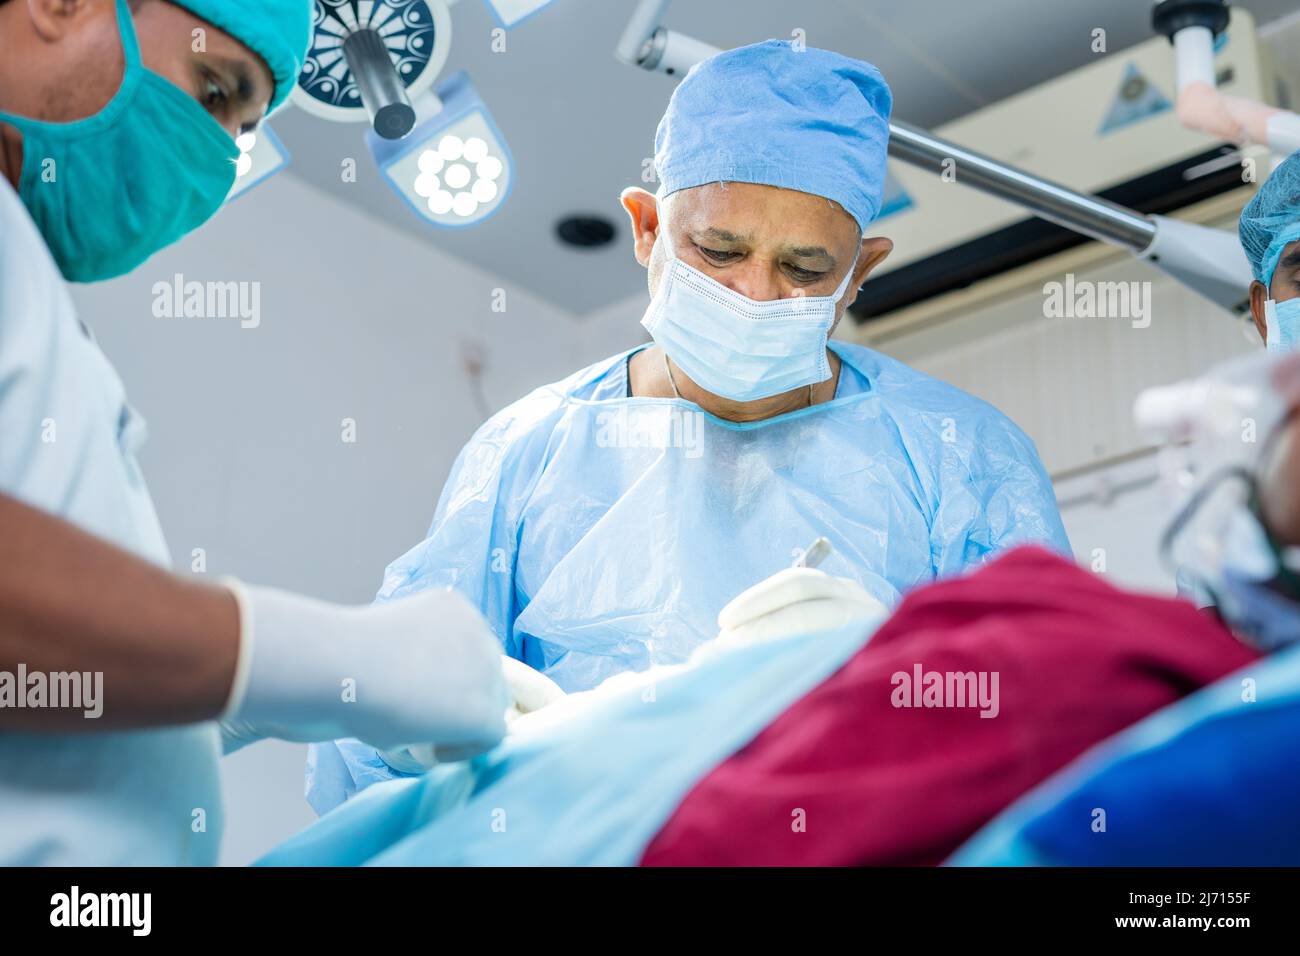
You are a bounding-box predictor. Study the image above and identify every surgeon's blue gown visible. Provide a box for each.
[306,341,1069,813]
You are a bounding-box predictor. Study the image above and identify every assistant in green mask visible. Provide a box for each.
[0,0,239,282]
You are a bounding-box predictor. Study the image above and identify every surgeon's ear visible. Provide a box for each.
[26,0,95,42]
[1249,279,1269,345]
[620,187,661,268]
[842,236,894,308]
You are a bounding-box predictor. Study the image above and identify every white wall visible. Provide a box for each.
[74,173,612,865]
[577,286,652,358]
[1053,453,1176,595]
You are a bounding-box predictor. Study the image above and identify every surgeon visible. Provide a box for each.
[307,39,1071,811]
[1242,151,1300,351]
[0,0,511,865]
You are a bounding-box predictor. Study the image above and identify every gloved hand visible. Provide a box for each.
[219,582,509,756]
[378,657,566,772]
[715,567,887,647]
[501,656,566,721]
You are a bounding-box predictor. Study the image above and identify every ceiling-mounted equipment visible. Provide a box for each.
[293,0,453,140]
[1152,0,1232,48]
[865,6,1273,319]
[1153,0,1300,160]
[482,0,558,29]
[615,0,718,78]
[367,71,514,227]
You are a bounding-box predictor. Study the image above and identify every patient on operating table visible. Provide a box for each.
[278,539,1261,866]
[645,350,1300,866]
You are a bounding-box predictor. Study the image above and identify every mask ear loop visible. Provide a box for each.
[0,0,144,132]
[1266,298,1281,345]
[654,186,677,262]
[831,239,863,305]
[113,0,145,70]
[651,188,682,398]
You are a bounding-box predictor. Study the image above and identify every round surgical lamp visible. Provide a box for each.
[367,70,515,227]
[292,0,453,140]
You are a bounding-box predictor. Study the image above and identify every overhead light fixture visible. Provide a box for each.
[482,0,557,29]
[367,70,514,227]
[293,0,453,140]
[227,124,291,202]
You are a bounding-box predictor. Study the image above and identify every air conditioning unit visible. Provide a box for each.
[851,7,1285,321]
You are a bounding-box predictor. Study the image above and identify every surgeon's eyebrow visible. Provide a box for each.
[1280,247,1300,272]
[231,60,261,107]
[694,227,751,244]
[694,228,836,264]
[206,54,270,112]
[785,244,836,264]
[696,223,837,269]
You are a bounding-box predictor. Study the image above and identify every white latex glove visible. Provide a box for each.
[219,582,509,756]
[501,656,566,720]
[715,567,888,648]
[378,657,565,773]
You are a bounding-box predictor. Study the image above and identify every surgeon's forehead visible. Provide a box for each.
[665,182,859,253]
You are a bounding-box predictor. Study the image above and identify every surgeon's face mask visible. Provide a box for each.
[1264,297,1300,354]
[0,0,239,282]
[640,198,861,403]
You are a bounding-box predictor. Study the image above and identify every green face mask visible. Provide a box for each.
[0,0,239,282]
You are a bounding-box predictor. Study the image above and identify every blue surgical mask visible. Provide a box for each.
[641,212,860,402]
[0,0,238,281]
[1264,297,1300,353]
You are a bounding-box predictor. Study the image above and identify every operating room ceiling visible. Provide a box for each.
[269,0,1300,317]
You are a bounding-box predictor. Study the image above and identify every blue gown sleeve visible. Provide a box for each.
[927,400,1071,579]
[305,388,570,814]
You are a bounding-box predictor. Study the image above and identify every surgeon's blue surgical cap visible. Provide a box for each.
[1240,151,1300,289]
[171,0,314,111]
[653,39,893,234]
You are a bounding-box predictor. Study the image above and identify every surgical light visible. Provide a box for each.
[482,0,557,29]
[293,0,453,140]
[367,71,514,228]
[226,125,291,203]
